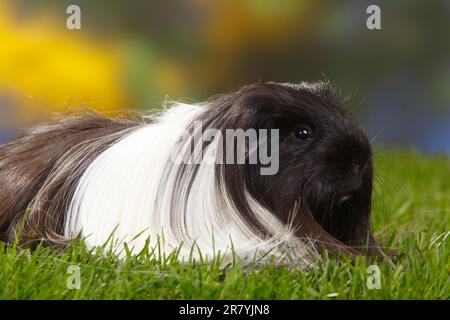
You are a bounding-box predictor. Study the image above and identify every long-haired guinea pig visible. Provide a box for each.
[0,81,378,265]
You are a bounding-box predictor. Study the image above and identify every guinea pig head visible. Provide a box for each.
[209,82,376,255]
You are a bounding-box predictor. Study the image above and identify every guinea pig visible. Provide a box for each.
[0,81,378,265]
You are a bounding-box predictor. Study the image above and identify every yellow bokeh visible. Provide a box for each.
[0,1,128,123]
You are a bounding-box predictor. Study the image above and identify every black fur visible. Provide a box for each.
[197,82,376,254]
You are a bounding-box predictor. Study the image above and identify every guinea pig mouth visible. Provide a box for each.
[302,189,370,249]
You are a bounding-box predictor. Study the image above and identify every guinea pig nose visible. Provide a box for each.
[351,160,361,173]
[351,158,367,173]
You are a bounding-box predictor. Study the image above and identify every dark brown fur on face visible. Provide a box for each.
[0,113,140,246]
[194,82,379,256]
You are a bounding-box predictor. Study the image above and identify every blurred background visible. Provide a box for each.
[1,0,449,153]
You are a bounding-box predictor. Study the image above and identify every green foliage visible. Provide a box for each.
[0,150,448,299]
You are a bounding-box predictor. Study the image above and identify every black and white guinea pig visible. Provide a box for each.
[0,81,378,265]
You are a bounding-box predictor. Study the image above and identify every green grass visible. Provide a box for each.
[0,150,448,299]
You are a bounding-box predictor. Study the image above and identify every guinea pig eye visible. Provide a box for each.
[294,125,313,141]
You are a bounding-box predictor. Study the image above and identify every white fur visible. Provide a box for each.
[65,103,312,265]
